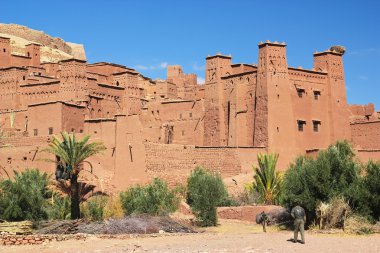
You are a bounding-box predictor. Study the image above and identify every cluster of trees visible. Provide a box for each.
[250,140,380,225]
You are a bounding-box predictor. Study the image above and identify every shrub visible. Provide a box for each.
[349,160,380,221]
[46,194,71,220]
[186,167,230,226]
[280,140,360,222]
[104,195,124,219]
[120,178,179,216]
[0,169,51,221]
[81,195,108,221]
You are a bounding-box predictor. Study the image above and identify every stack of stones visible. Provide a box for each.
[0,232,87,246]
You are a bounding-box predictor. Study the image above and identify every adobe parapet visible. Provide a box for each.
[258,40,286,48]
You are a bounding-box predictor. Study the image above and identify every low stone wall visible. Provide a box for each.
[0,233,86,246]
[217,205,284,222]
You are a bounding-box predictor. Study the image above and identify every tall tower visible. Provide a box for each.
[59,59,88,101]
[25,43,41,67]
[314,47,351,142]
[254,41,298,163]
[204,54,231,146]
[0,36,11,68]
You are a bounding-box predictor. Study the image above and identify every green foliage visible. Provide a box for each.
[45,132,107,175]
[0,169,50,221]
[280,140,361,222]
[120,178,179,216]
[252,153,282,204]
[186,167,230,226]
[44,131,106,219]
[46,194,71,220]
[81,195,108,221]
[349,160,380,221]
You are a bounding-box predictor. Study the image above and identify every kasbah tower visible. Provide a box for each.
[0,24,378,192]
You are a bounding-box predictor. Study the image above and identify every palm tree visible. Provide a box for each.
[51,181,106,203]
[253,153,282,205]
[45,132,106,219]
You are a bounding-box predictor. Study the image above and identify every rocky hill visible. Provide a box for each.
[0,23,86,63]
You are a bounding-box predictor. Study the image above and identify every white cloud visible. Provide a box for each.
[193,63,205,71]
[197,77,205,85]
[159,62,168,68]
[134,64,149,70]
[359,75,368,81]
[133,62,169,71]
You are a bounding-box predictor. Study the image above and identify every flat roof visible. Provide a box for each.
[258,41,286,48]
[206,54,232,60]
[313,51,343,56]
[221,70,257,79]
[28,100,86,108]
[288,67,328,75]
[59,58,87,63]
[20,80,60,87]
[84,118,116,122]
[97,83,125,90]
[0,66,27,71]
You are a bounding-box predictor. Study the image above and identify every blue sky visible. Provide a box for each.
[2,0,380,109]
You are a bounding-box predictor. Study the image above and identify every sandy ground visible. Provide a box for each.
[2,220,379,253]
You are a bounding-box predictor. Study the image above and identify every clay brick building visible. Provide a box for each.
[0,27,379,191]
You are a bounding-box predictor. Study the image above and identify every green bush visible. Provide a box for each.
[280,140,361,222]
[0,169,51,221]
[81,195,108,221]
[46,194,71,220]
[349,160,380,221]
[120,178,179,216]
[186,167,230,226]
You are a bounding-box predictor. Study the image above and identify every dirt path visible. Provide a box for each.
[2,220,379,253]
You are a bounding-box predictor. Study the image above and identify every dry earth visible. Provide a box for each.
[2,220,379,253]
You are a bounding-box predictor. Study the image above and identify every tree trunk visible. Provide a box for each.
[70,173,80,219]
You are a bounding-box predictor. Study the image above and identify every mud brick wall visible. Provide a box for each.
[145,143,264,185]
[351,121,380,149]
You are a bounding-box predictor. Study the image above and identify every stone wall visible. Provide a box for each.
[217,205,285,222]
[0,233,86,246]
[145,143,264,185]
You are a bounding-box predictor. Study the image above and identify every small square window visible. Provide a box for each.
[33,129,38,136]
[297,120,306,132]
[313,121,321,132]
[48,127,53,135]
[297,88,305,98]
[182,130,185,136]
[314,91,321,100]
[189,112,192,118]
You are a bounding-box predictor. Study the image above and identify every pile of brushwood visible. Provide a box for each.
[36,215,195,235]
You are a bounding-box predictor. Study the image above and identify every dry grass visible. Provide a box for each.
[104,195,124,219]
[316,197,350,229]
[344,215,374,235]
